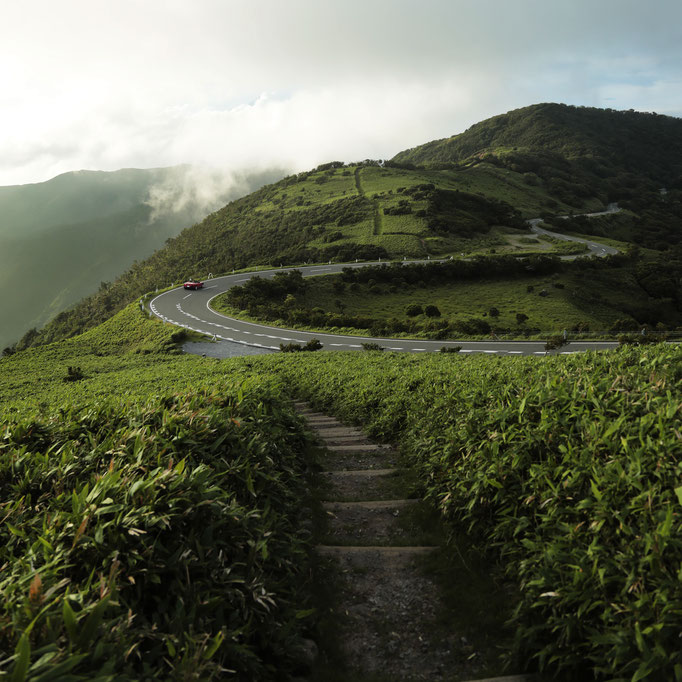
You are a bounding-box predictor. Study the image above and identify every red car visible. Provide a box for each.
[183,279,204,290]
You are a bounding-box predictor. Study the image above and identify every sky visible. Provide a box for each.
[2,0,681,187]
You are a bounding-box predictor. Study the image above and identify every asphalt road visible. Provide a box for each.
[528,205,621,259]
[150,260,619,357]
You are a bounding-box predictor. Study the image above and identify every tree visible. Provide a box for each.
[516,313,529,324]
[406,304,423,317]
[424,305,441,318]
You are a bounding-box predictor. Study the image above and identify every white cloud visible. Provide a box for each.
[1,0,681,185]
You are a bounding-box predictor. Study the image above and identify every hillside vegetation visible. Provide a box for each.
[1,303,681,680]
[0,167,282,350]
[14,104,682,352]
[215,254,682,338]
[393,103,682,186]
[265,345,682,681]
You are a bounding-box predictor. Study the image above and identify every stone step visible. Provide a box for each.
[462,677,539,682]
[306,417,341,426]
[312,426,365,437]
[325,468,400,477]
[316,544,436,557]
[323,436,372,450]
[322,449,402,471]
[322,499,424,546]
[322,469,408,502]
[314,430,369,445]
[323,499,417,510]
[326,443,390,453]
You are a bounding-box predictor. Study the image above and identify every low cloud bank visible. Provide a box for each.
[143,165,288,223]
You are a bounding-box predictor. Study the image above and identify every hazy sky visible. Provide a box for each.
[2,0,681,186]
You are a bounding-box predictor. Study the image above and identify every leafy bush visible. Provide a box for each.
[544,335,567,351]
[406,304,423,317]
[63,366,85,382]
[279,338,323,352]
[266,345,682,680]
[0,381,315,680]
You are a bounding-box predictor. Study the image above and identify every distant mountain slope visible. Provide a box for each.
[13,104,682,351]
[392,103,682,184]
[0,166,284,349]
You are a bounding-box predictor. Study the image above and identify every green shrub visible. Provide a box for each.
[0,381,314,679]
[267,345,682,680]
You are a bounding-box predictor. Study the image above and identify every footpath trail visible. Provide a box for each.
[295,402,535,682]
[354,166,383,236]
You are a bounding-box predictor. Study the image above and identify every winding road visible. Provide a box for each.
[150,247,619,357]
[528,204,620,259]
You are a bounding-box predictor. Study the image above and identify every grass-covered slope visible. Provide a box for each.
[2,300,682,680]
[0,307,319,680]
[0,382,314,681]
[0,167,282,351]
[261,346,682,681]
[15,105,682,353]
[393,103,682,185]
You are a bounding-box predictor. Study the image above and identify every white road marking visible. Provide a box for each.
[150,262,620,358]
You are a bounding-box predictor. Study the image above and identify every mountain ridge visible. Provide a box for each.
[392,102,682,183]
[0,165,285,349]
[8,103,682,351]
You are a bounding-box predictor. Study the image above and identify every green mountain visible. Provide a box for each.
[0,166,284,349]
[12,104,682,350]
[393,102,682,185]
[2,106,682,681]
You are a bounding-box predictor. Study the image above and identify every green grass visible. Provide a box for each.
[286,164,577,261]
[212,266,672,339]
[2,295,681,680]
[257,344,682,680]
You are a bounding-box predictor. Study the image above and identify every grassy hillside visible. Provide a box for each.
[0,167,283,350]
[392,103,682,184]
[265,345,682,681]
[393,103,682,246]
[214,254,682,339]
[13,105,682,352]
[1,302,681,680]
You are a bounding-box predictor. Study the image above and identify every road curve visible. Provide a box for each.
[528,206,620,260]
[150,261,619,357]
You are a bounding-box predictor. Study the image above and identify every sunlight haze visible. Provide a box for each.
[2,0,681,185]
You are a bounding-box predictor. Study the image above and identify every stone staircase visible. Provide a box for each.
[295,402,535,682]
